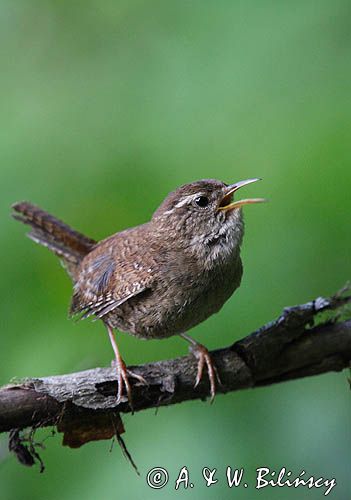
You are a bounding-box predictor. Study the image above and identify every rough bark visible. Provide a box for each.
[0,286,350,468]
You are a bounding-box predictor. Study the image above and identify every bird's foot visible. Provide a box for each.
[113,357,148,410]
[107,324,147,411]
[189,343,221,403]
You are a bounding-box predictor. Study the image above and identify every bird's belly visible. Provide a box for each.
[106,258,243,339]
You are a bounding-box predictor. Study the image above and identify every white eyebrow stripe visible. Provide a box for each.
[174,193,203,208]
[162,193,206,214]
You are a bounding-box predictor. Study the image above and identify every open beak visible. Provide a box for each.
[218,178,266,212]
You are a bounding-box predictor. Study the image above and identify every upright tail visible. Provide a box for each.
[12,201,96,280]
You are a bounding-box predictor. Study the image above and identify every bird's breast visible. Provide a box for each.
[108,252,243,339]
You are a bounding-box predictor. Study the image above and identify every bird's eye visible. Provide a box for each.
[194,196,209,208]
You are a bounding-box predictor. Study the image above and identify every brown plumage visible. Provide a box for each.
[12,178,264,407]
[12,201,96,280]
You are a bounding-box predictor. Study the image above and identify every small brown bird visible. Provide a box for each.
[12,178,264,406]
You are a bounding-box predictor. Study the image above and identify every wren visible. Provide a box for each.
[12,178,265,406]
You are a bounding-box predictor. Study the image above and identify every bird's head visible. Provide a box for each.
[152,178,265,265]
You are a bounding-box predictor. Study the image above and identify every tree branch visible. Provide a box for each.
[1,286,350,465]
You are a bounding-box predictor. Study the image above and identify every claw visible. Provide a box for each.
[114,359,148,410]
[191,343,220,403]
[181,333,221,403]
[115,358,132,405]
[127,370,148,387]
[106,324,148,411]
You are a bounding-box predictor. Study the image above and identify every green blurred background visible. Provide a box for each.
[1,1,350,499]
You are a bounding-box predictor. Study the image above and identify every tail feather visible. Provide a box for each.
[12,201,96,279]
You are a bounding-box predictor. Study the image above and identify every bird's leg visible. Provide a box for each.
[180,333,221,403]
[106,324,147,409]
